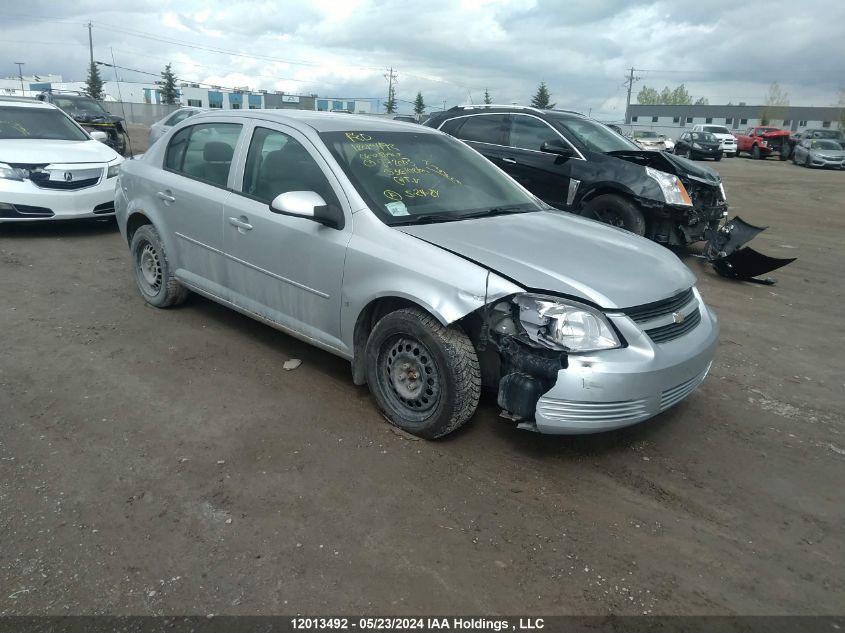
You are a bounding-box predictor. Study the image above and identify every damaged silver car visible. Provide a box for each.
[115,111,718,439]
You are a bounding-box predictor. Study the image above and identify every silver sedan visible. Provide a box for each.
[115,110,718,439]
[147,106,204,147]
[792,138,845,169]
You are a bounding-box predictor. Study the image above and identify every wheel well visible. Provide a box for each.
[579,186,634,208]
[126,212,152,244]
[351,297,434,385]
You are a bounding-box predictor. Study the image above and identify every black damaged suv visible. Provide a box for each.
[425,105,728,246]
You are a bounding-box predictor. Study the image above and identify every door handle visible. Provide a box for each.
[156,190,176,203]
[228,216,253,231]
[502,157,517,165]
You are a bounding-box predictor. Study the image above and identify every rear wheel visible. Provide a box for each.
[581,194,646,236]
[130,225,189,308]
[365,308,480,439]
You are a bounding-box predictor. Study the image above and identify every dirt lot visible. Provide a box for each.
[1,146,843,615]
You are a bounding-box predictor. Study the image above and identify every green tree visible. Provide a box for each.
[384,84,397,114]
[761,82,789,126]
[483,88,493,104]
[671,84,692,105]
[636,86,659,104]
[84,61,104,101]
[160,63,179,105]
[530,81,555,109]
[659,86,673,104]
[694,96,709,105]
[413,91,425,116]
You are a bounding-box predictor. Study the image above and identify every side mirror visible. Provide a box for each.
[540,139,574,157]
[90,130,108,143]
[269,191,344,230]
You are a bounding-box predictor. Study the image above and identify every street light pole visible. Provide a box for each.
[14,62,25,95]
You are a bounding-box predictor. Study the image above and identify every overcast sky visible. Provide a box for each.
[2,0,843,119]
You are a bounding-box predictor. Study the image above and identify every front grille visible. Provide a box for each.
[660,364,710,411]
[622,288,694,323]
[93,202,115,214]
[536,397,650,423]
[29,174,101,190]
[0,204,55,218]
[645,308,702,344]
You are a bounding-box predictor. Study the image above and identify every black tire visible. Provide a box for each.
[365,308,480,439]
[581,194,646,235]
[780,145,791,161]
[805,155,812,168]
[684,148,692,159]
[715,154,722,162]
[751,145,762,160]
[792,152,798,165]
[129,224,189,308]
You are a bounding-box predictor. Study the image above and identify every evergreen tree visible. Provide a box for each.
[384,84,397,114]
[530,82,555,109]
[84,61,104,101]
[160,63,179,105]
[483,88,493,104]
[413,91,425,116]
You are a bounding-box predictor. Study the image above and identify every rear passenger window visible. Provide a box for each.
[242,127,337,206]
[438,117,465,136]
[164,122,242,188]
[454,115,506,144]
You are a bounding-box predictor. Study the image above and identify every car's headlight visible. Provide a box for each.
[645,167,692,206]
[719,182,727,201]
[107,163,121,178]
[515,294,621,353]
[0,162,26,181]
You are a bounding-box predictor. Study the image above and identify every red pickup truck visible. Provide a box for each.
[735,127,791,160]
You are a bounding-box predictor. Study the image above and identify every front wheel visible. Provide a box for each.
[130,225,189,308]
[805,155,812,168]
[581,194,646,235]
[715,154,722,162]
[751,145,762,160]
[365,308,480,439]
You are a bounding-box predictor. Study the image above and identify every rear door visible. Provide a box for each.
[156,121,244,296]
[222,123,352,353]
[438,113,511,168]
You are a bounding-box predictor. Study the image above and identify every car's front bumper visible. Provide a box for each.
[533,295,719,434]
[0,175,117,222]
[719,140,737,154]
[809,156,845,168]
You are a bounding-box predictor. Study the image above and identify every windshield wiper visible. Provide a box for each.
[457,205,535,219]
[391,214,462,226]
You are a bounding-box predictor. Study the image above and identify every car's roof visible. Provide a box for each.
[188,109,441,134]
[0,96,55,109]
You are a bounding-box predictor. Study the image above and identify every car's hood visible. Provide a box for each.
[397,211,695,309]
[1,139,120,164]
[760,130,791,138]
[607,149,721,185]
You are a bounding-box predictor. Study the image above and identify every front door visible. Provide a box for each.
[223,124,352,354]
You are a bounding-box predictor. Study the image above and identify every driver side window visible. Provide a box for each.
[508,115,560,151]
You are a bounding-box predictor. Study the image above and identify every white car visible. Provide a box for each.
[0,97,123,222]
[691,124,737,157]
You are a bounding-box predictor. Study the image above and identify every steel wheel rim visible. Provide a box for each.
[379,335,441,418]
[136,241,163,295]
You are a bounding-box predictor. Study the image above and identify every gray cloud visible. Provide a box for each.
[2,0,843,118]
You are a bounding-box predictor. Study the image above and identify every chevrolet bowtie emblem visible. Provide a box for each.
[672,311,685,324]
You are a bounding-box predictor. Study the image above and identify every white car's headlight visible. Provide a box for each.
[515,294,621,353]
[645,167,692,207]
[0,162,26,181]
[107,163,121,178]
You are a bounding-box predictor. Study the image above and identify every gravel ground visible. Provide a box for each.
[1,139,843,615]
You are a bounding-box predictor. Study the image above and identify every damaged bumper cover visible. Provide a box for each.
[529,290,718,434]
[705,216,796,283]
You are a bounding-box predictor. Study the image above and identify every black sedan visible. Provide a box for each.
[674,131,722,161]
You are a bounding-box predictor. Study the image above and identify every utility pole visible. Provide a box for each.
[384,66,397,113]
[14,62,24,95]
[623,66,642,124]
[87,22,94,65]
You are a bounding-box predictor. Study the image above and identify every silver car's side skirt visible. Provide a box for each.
[177,276,352,361]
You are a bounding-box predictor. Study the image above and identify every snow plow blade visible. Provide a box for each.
[705,216,796,283]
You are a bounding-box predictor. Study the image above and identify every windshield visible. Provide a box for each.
[704,126,730,135]
[808,130,841,139]
[633,131,659,139]
[756,127,780,135]
[320,130,542,225]
[547,114,640,152]
[811,140,842,150]
[51,96,107,115]
[691,132,717,142]
[0,106,89,141]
